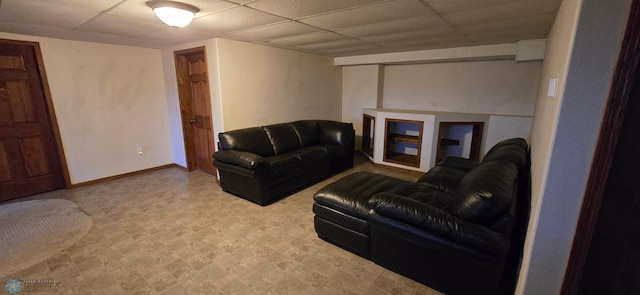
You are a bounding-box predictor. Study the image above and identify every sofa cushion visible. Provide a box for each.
[314,172,411,220]
[294,147,326,164]
[481,145,528,169]
[315,144,348,158]
[452,161,518,224]
[290,120,320,147]
[218,127,275,157]
[265,154,301,176]
[263,124,301,155]
[317,120,353,147]
[417,166,469,193]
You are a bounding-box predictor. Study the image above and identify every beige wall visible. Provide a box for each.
[382,60,542,116]
[162,38,343,166]
[341,65,381,151]
[0,33,173,184]
[519,0,631,293]
[216,39,342,131]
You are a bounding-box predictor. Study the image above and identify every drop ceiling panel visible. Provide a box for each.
[33,0,123,12]
[0,0,99,29]
[143,27,219,44]
[77,14,165,37]
[108,0,238,24]
[223,21,321,41]
[0,0,563,56]
[443,1,559,26]
[247,0,388,19]
[336,16,451,38]
[360,28,467,44]
[267,32,349,47]
[299,0,436,29]
[188,6,287,34]
[421,0,515,14]
[296,39,373,51]
[0,22,71,39]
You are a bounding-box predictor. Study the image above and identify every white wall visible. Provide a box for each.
[382,60,542,116]
[0,33,173,184]
[342,65,381,151]
[161,38,343,166]
[216,39,342,131]
[518,0,632,293]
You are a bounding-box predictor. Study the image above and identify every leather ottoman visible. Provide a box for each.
[312,172,418,257]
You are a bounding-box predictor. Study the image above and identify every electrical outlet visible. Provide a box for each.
[431,101,438,107]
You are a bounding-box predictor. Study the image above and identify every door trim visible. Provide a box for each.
[561,0,639,293]
[0,38,71,189]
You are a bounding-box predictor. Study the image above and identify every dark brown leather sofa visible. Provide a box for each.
[313,138,530,295]
[213,120,355,206]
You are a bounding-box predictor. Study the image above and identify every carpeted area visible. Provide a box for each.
[0,199,92,278]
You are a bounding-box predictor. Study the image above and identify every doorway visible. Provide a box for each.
[174,47,217,176]
[0,39,68,201]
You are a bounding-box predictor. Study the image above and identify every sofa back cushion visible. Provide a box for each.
[218,127,275,157]
[317,120,354,148]
[290,120,320,147]
[482,145,528,171]
[452,160,518,224]
[263,124,302,155]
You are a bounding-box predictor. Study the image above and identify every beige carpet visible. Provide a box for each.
[0,199,92,278]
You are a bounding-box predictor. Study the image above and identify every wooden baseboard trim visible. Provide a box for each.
[70,164,185,189]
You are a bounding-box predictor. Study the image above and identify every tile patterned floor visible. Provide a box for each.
[1,155,443,295]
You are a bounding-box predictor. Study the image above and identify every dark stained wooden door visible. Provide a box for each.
[175,48,216,176]
[0,41,64,201]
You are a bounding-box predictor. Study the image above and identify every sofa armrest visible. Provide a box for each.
[213,150,266,169]
[368,192,510,254]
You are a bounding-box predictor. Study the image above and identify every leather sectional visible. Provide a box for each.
[213,120,355,206]
[313,138,530,295]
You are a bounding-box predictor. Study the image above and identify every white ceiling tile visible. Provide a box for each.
[223,21,321,41]
[443,1,559,26]
[316,45,394,57]
[247,0,388,19]
[0,21,71,39]
[187,6,287,34]
[299,0,436,29]
[456,13,557,35]
[143,27,219,43]
[77,14,165,37]
[107,0,238,24]
[359,27,466,44]
[64,30,148,46]
[336,16,449,38]
[0,0,99,29]
[295,39,372,50]
[32,0,123,12]
[0,0,562,56]
[421,0,514,14]
[267,32,348,47]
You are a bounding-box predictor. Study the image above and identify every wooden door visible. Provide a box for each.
[174,47,216,176]
[0,40,65,201]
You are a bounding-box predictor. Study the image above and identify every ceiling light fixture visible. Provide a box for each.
[147,1,200,28]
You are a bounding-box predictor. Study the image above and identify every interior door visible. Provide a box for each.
[175,48,216,176]
[0,41,64,201]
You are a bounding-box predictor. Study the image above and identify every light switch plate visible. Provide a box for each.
[547,78,558,98]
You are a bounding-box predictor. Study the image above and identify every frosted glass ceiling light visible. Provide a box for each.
[147,1,199,28]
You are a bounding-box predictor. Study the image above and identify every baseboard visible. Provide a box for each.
[70,164,184,188]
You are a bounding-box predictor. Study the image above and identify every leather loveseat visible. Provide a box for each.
[313,138,530,295]
[213,120,355,206]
